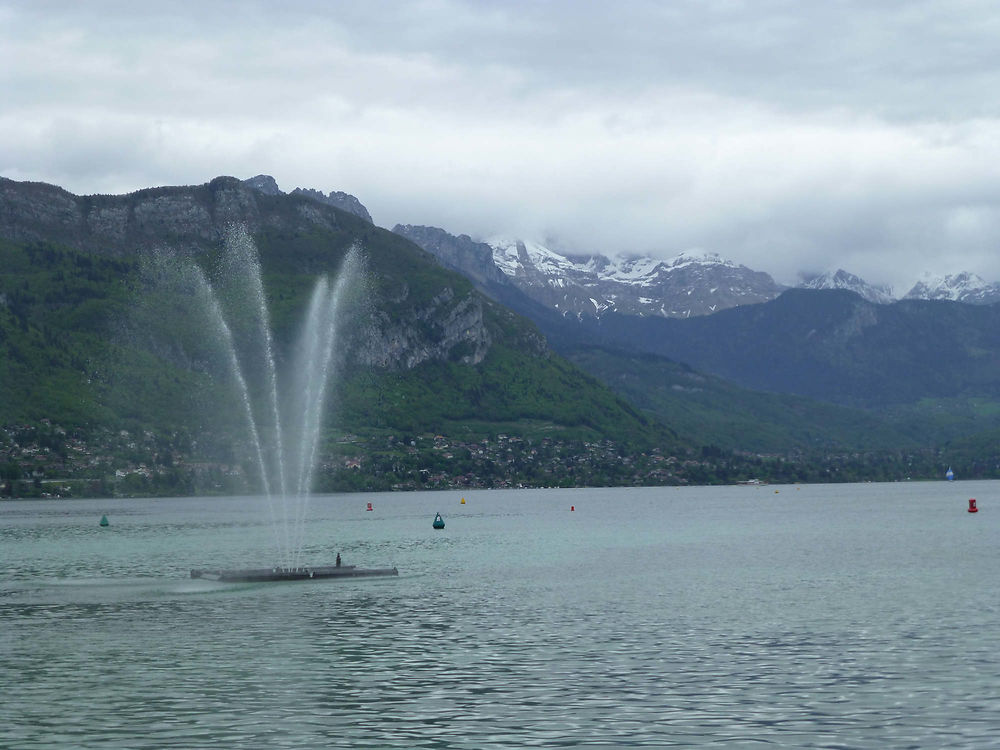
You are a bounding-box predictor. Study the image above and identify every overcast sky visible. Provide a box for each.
[3,0,1000,292]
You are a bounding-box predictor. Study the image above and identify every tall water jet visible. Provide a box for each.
[136,226,364,569]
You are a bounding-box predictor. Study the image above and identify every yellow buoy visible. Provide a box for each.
[460,497,465,504]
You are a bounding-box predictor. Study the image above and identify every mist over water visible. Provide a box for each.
[130,227,364,568]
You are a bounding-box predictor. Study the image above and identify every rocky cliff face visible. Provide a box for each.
[392,224,509,287]
[243,174,282,196]
[241,175,374,223]
[290,187,373,224]
[0,175,293,256]
[355,287,494,369]
[0,175,504,372]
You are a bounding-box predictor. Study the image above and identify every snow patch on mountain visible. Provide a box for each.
[669,250,734,270]
[485,238,785,319]
[489,236,577,279]
[412,223,1000,321]
[799,269,895,304]
[904,272,1000,304]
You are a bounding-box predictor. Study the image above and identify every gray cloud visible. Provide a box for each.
[2,0,1000,293]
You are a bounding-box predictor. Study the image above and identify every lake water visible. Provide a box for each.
[2,482,999,748]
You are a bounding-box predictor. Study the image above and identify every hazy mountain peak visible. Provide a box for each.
[904,271,1000,304]
[799,269,895,304]
[290,187,373,224]
[487,236,579,278]
[242,174,283,196]
[667,249,733,269]
[598,255,662,282]
[483,236,783,319]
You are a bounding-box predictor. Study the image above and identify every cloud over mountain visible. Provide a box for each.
[3,1,1000,293]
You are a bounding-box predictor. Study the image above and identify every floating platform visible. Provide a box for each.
[190,564,398,583]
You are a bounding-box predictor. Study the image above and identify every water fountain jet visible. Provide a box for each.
[136,225,395,581]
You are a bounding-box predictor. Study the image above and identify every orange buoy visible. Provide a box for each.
[968,498,978,513]
[366,502,373,511]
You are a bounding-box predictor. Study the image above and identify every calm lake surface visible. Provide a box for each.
[3,482,999,748]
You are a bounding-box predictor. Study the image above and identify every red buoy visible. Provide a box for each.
[570,505,575,511]
[968,498,978,513]
[366,502,373,511]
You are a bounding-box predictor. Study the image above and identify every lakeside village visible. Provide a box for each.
[2,421,682,497]
[0,420,977,498]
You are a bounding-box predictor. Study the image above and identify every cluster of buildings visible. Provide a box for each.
[0,423,193,498]
[3,423,746,498]
[321,432,685,491]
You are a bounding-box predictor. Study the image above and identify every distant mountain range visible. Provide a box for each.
[239,179,1000,322]
[902,271,1000,304]
[8,172,1000,489]
[390,220,1000,410]
[393,225,1000,321]
[487,239,784,318]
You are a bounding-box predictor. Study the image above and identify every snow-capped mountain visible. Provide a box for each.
[798,269,895,305]
[397,222,1000,321]
[487,238,786,318]
[903,272,1000,304]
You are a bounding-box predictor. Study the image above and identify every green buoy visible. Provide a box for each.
[432,512,445,530]
[99,515,109,527]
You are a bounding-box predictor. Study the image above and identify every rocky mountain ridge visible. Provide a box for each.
[37,171,986,321]
[486,238,788,319]
[236,180,1000,317]
[399,227,887,319]
[903,271,1000,304]
[392,224,510,288]
[799,269,895,305]
[0,175,507,374]
[242,174,373,223]
[403,223,1000,319]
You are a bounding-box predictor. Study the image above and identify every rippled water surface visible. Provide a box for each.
[3,483,1000,748]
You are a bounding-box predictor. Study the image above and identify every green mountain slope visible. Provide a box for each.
[7,175,1000,494]
[0,180,677,494]
[567,289,1000,408]
[0,239,130,425]
[564,346,921,453]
